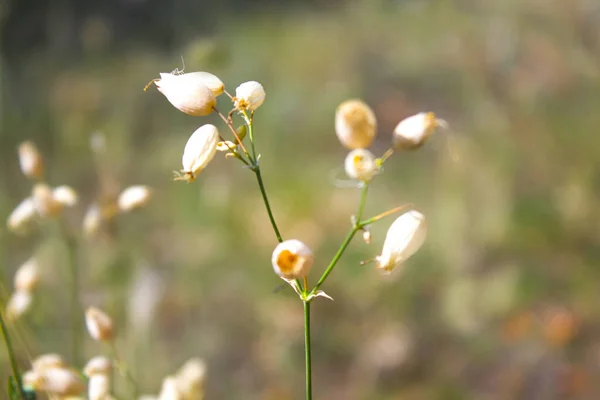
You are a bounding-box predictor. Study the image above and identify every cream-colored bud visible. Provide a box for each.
[271,239,314,280]
[53,185,79,207]
[376,210,427,273]
[88,374,111,400]
[85,307,114,342]
[118,185,152,212]
[392,112,447,150]
[362,229,372,244]
[18,141,44,180]
[159,376,183,400]
[14,258,40,292]
[7,197,37,233]
[38,367,85,396]
[177,124,219,183]
[84,356,112,376]
[344,149,378,182]
[83,204,102,236]
[182,72,224,96]
[176,358,206,399]
[32,183,63,217]
[32,353,67,372]
[153,73,217,116]
[22,370,43,389]
[335,100,377,149]
[234,81,265,111]
[6,290,33,321]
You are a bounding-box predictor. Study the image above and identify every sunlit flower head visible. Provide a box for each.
[392,112,447,150]
[176,124,219,183]
[32,183,63,217]
[14,257,40,292]
[6,290,33,321]
[344,148,378,182]
[52,185,79,207]
[7,197,37,234]
[271,239,314,280]
[234,81,266,111]
[335,100,377,149]
[151,72,218,116]
[18,141,44,180]
[118,185,152,212]
[85,307,114,342]
[376,210,427,273]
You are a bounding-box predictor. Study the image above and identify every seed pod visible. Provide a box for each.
[335,100,377,149]
[153,72,217,116]
[7,197,37,233]
[85,307,114,342]
[178,124,219,182]
[18,141,44,180]
[392,112,447,150]
[118,185,152,212]
[376,210,427,273]
[52,185,79,207]
[32,183,63,217]
[14,258,40,292]
[271,239,314,280]
[234,81,266,111]
[344,148,378,182]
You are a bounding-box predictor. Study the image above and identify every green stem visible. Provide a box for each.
[253,164,283,243]
[0,310,24,399]
[61,223,81,365]
[109,342,139,399]
[303,301,312,400]
[355,183,370,224]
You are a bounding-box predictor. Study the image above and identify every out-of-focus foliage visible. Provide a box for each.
[2,0,600,398]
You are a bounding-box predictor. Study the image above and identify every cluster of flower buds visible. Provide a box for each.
[5,258,40,321]
[22,353,85,397]
[140,358,206,400]
[84,356,113,400]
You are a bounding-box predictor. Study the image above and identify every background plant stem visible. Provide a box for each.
[304,301,312,400]
[61,224,81,365]
[0,310,24,399]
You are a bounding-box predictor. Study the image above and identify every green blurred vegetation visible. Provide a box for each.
[2,0,600,398]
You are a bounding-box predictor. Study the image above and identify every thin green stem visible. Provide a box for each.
[311,227,358,294]
[0,310,24,399]
[303,301,312,400]
[355,183,370,225]
[253,167,283,243]
[62,225,81,366]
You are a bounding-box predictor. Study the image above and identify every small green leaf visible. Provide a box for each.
[234,125,247,144]
[7,377,36,400]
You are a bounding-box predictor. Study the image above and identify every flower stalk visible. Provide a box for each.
[0,307,25,399]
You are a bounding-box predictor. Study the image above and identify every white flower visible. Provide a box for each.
[18,141,44,180]
[32,354,66,372]
[37,367,85,396]
[271,239,314,280]
[118,185,152,212]
[159,376,183,400]
[88,374,111,400]
[335,100,377,149]
[234,81,266,111]
[376,210,427,273]
[152,72,217,116]
[6,290,33,321]
[32,183,63,217]
[83,356,112,377]
[83,204,102,236]
[177,124,219,182]
[52,185,78,207]
[175,358,206,400]
[344,148,378,182]
[14,258,39,292]
[392,112,447,150]
[85,307,114,342]
[7,197,37,233]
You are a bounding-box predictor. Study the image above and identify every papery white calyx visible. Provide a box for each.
[393,112,447,150]
[344,148,378,182]
[18,141,44,180]
[118,185,152,212]
[234,81,266,111]
[14,258,40,292]
[335,100,377,149]
[151,72,218,116]
[85,307,114,342]
[52,185,79,207]
[32,183,63,217]
[376,210,427,273]
[271,239,314,280]
[177,124,219,183]
[7,197,37,233]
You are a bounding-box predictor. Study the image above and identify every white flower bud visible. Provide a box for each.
[376,210,427,273]
[178,124,219,182]
[392,112,447,150]
[271,239,314,280]
[83,204,102,236]
[88,374,111,400]
[84,356,112,376]
[344,149,378,182]
[85,307,114,342]
[159,376,183,400]
[22,370,43,389]
[32,353,67,372]
[6,290,33,321]
[175,358,206,399]
[234,81,265,111]
[7,197,37,233]
[32,183,63,217]
[118,185,152,212]
[38,367,85,396]
[18,141,44,180]
[153,72,217,116]
[52,185,79,207]
[14,258,40,292]
[335,100,377,149]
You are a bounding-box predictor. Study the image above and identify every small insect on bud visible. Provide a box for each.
[18,141,44,180]
[85,307,114,342]
[118,185,152,212]
[271,239,314,280]
[335,100,377,150]
[176,124,219,183]
[52,185,79,207]
[38,367,85,396]
[344,149,378,182]
[234,81,266,111]
[14,258,40,292]
[376,210,427,274]
[7,197,37,233]
[392,112,447,150]
[32,183,63,217]
[6,290,33,321]
[149,72,218,116]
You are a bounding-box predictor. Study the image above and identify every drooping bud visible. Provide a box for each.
[392,112,447,150]
[52,185,79,207]
[152,72,217,116]
[118,185,152,212]
[335,100,377,149]
[7,197,37,233]
[85,307,114,342]
[32,183,63,217]
[6,290,33,321]
[177,124,219,183]
[344,149,378,182]
[376,210,427,273]
[18,141,44,180]
[14,258,40,292]
[234,81,266,111]
[271,239,314,280]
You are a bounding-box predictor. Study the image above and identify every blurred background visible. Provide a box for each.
[2,0,600,398]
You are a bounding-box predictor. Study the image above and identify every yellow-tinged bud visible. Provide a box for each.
[335,100,377,149]
[18,141,44,180]
[118,185,152,212]
[234,81,265,111]
[32,183,63,217]
[85,307,114,342]
[22,370,43,389]
[83,204,102,236]
[177,124,219,182]
[175,358,206,399]
[6,290,33,321]
[376,210,427,274]
[84,356,112,376]
[344,149,378,182]
[52,185,79,207]
[216,140,237,152]
[152,72,217,116]
[14,257,40,292]
[159,376,183,400]
[32,353,67,372]
[88,374,111,400]
[7,197,37,233]
[392,112,447,150]
[271,239,314,280]
[37,367,85,396]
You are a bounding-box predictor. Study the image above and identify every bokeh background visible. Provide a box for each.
[2,0,600,398]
